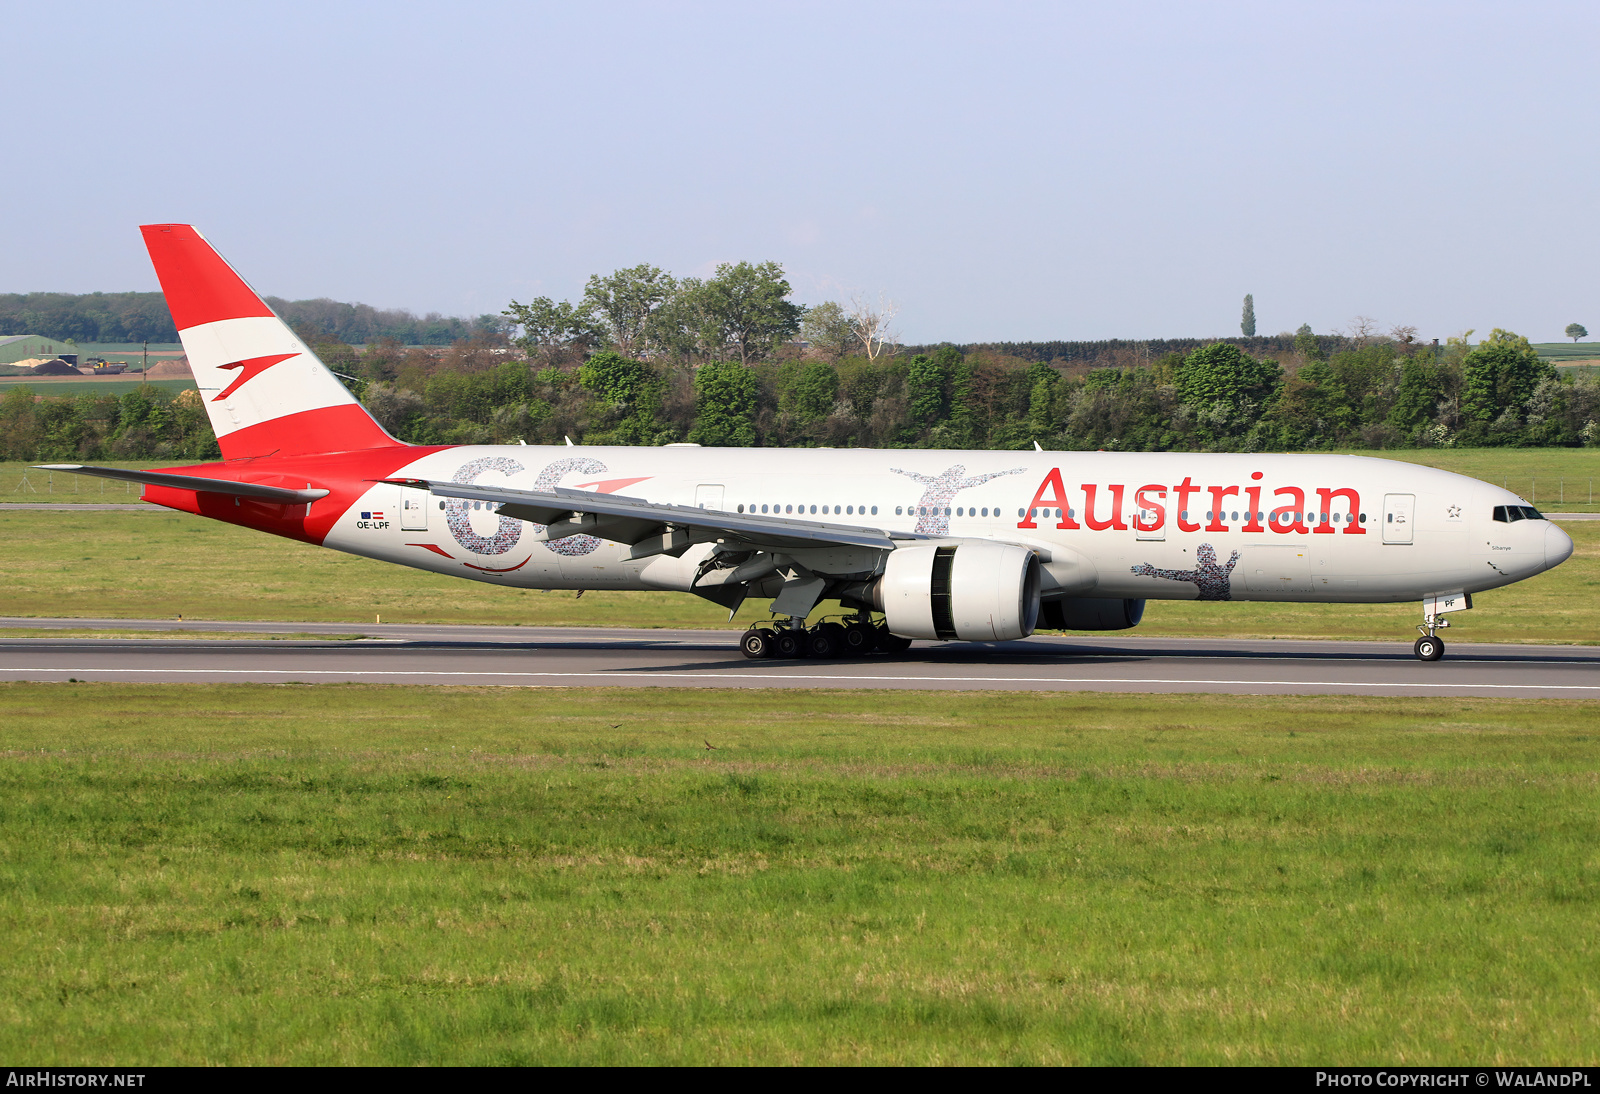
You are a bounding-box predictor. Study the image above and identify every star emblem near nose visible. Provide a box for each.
[214,352,298,402]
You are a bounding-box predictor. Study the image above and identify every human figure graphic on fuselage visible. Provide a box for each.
[890,464,1027,535]
[1130,543,1241,601]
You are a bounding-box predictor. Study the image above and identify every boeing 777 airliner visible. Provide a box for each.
[41,226,1575,662]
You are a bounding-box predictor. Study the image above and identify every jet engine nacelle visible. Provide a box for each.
[877,541,1042,641]
[1038,597,1146,631]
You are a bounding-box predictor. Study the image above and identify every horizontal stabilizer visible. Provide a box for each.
[37,464,329,504]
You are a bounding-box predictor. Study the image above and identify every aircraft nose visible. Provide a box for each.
[1546,522,1575,570]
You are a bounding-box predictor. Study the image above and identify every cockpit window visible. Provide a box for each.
[1493,505,1545,523]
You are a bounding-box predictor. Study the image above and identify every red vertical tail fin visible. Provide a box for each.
[141,224,403,459]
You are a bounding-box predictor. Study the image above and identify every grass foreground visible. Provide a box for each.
[2,508,1596,644]
[1,683,1597,1065]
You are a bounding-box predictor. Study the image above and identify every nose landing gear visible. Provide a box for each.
[1412,593,1470,661]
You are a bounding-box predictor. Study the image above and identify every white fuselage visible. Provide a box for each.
[318,446,1570,607]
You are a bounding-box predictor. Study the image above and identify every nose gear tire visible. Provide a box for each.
[1414,635,1444,662]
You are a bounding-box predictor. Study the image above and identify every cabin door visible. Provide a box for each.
[1382,494,1415,544]
[1135,489,1166,541]
[695,484,725,511]
[400,487,429,531]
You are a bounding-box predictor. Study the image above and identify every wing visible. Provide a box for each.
[380,476,924,557]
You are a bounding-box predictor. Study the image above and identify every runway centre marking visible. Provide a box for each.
[5,667,1599,691]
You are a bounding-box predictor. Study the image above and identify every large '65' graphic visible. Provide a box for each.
[445,456,608,558]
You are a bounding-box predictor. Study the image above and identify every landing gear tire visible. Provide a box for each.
[875,628,913,654]
[774,630,807,659]
[1414,635,1444,662]
[839,622,876,658]
[740,628,774,660]
[807,626,841,659]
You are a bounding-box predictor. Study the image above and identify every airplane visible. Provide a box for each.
[40,225,1575,663]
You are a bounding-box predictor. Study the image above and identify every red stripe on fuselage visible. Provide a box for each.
[463,555,531,573]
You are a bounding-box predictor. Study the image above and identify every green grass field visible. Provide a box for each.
[1,684,1595,1065]
[1534,342,1600,363]
[2,507,1595,644]
[0,377,196,398]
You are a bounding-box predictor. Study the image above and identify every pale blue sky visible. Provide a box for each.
[6,0,1597,343]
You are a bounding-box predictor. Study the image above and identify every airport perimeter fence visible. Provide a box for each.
[4,469,140,497]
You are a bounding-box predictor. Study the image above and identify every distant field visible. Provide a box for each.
[71,343,185,354]
[0,377,195,397]
[1534,342,1600,364]
[1344,448,1600,511]
[0,683,1595,1064]
[2,507,1594,644]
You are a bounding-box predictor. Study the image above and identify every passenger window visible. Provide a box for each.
[871,506,878,515]
[895,506,903,515]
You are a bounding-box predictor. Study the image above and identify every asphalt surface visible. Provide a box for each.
[1,617,1596,697]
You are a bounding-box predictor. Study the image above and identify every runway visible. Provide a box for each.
[2,618,1597,697]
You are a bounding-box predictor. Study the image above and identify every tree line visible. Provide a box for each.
[0,292,496,346]
[3,254,1597,462]
[342,326,1599,454]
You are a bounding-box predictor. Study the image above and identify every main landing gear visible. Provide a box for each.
[738,615,912,660]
